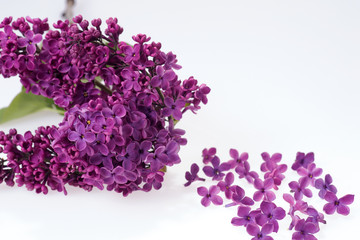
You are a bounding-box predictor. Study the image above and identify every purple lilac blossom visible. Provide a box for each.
[197,185,223,207]
[246,223,274,240]
[323,192,354,215]
[314,174,337,199]
[184,163,205,187]
[231,206,261,227]
[0,16,210,196]
[292,219,319,240]
[203,155,231,181]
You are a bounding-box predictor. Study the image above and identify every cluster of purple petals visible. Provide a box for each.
[285,152,354,239]
[184,149,354,240]
[0,16,210,196]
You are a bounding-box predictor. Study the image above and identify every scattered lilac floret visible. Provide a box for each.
[253,178,276,202]
[202,147,216,164]
[217,172,235,199]
[184,163,205,187]
[323,192,354,216]
[197,185,223,207]
[231,206,260,227]
[297,163,323,186]
[235,161,259,184]
[292,219,319,240]
[228,185,254,207]
[292,152,314,171]
[255,201,286,233]
[314,174,337,199]
[246,223,274,240]
[228,149,248,169]
[289,178,312,201]
[203,155,231,181]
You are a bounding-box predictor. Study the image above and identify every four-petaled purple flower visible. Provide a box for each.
[197,185,223,207]
[292,219,319,240]
[255,201,286,233]
[292,152,314,171]
[162,97,186,121]
[297,163,323,186]
[228,149,248,169]
[184,163,205,187]
[202,147,216,164]
[231,206,261,227]
[289,178,312,201]
[323,192,354,216]
[314,174,337,199]
[253,178,276,202]
[203,156,231,181]
[68,123,95,151]
[17,30,42,54]
[150,65,176,89]
[246,223,274,240]
[217,172,235,199]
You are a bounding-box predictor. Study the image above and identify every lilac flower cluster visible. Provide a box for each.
[0,16,210,196]
[184,149,354,240]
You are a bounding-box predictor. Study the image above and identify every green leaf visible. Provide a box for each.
[0,89,63,124]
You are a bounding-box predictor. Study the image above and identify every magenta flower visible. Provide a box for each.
[202,147,216,164]
[197,185,223,207]
[231,206,261,227]
[292,219,319,240]
[217,172,235,199]
[292,152,314,171]
[17,30,42,54]
[289,178,312,201]
[314,174,337,199]
[235,161,259,184]
[229,185,254,206]
[228,149,248,169]
[255,201,286,232]
[150,65,176,89]
[297,163,323,186]
[253,178,276,202]
[162,97,186,121]
[203,156,231,181]
[323,192,354,215]
[184,163,205,187]
[246,223,274,240]
[67,123,95,151]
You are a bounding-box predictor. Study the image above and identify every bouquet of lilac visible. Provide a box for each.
[185,149,354,240]
[0,15,210,196]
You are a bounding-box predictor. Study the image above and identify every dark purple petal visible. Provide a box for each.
[237,206,251,217]
[262,223,274,235]
[339,194,354,205]
[212,195,223,205]
[203,166,215,177]
[231,218,248,226]
[303,222,318,234]
[337,204,350,216]
[197,186,208,196]
[324,192,337,202]
[273,207,286,220]
[246,224,260,236]
[323,203,336,214]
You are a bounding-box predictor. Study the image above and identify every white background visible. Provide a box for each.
[0,1,359,239]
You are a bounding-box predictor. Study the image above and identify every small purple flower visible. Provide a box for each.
[292,152,314,171]
[121,68,141,91]
[235,161,259,184]
[289,178,312,201]
[260,152,282,173]
[255,201,286,233]
[253,178,276,202]
[162,97,186,121]
[67,123,95,151]
[314,174,337,199]
[203,156,231,181]
[217,172,235,199]
[228,149,248,169]
[197,185,223,207]
[202,147,216,164]
[100,166,137,185]
[231,206,261,227]
[292,219,319,240]
[229,185,254,206]
[17,30,42,54]
[246,223,274,240]
[92,133,109,156]
[297,163,323,186]
[323,192,354,216]
[184,163,205,187]
[150,65,176,89]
